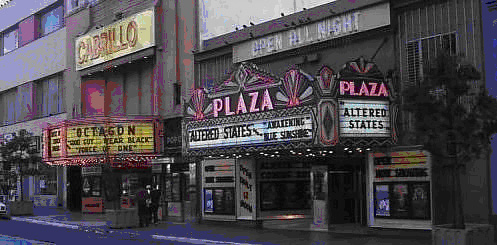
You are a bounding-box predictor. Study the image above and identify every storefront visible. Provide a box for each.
[184,58,403,229]
[187,0,434,230]
[368,147,432,230]
[43,117,162,213]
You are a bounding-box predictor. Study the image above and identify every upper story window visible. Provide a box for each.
[405,32,457,87]
[40,4,64,36]
[2,27,18,54]
[66,0,99,14]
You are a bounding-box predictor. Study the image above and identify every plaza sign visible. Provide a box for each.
[75,9,155,70]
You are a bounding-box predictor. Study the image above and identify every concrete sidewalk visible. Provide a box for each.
[12,207,433,245]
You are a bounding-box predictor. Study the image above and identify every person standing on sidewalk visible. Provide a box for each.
[150,185,161,225]
[137,185,151,227]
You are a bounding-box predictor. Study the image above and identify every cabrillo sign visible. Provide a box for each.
[233,2,390,62]
[75,9,155,70]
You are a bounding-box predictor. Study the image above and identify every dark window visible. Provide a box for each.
[197,55,232,91]
[40,4,64,36]
[174,82,181,105]
[406,33,457,87]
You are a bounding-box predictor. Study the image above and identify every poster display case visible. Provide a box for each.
[369,150,432,229]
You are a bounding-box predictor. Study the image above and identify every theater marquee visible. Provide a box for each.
[187,113,313,149]
[339,99,390,137]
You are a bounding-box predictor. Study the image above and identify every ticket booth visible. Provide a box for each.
[311,165,328,230]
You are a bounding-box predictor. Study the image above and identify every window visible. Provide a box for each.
[40,4,64,36]
[174,83,181,105]
[66,0,99,14]
[197,55,232,91]
[35,75,64,118]
[406,33,457,87]
[374,182,431,220]
[4,89,17,125]
[3,27,18,54]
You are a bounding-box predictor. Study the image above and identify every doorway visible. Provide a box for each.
[328,164,364,224]
[67,166,82,211]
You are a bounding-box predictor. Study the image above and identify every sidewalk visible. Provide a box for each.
[11,207,433,245]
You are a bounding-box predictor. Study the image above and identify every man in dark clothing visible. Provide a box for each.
[137,185,151,227]
[150,185,161,224]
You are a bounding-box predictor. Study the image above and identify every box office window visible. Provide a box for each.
[374,182,430,220]
[204,188,235,215]
[259,161,311,211]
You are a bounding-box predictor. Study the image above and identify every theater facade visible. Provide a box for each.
[187,0,436,230]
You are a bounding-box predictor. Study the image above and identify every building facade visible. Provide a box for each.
[41,0,197,217]
[187,0,493,231]
[392,0,492,226]
[0,0,67,208]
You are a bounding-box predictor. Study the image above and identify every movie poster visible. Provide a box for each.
[411,183,430,219]
[204,189,213,213]
[375,184,390,216]
[391,184,409,218]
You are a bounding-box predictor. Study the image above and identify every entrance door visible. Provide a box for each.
[328,166,362,224]
[68,166,82,211]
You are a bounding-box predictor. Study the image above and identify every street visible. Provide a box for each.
[0,216,432,245]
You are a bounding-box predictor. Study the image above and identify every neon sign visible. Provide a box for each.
[212,89,274,117]
[339,81,389,97]
[75,10,155,70]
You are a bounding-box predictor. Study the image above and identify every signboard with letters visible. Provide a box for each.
[43,117,160,164]
[188,113,313,149]
[233,3,390,62]
[65,122,154,156]
[186,58,396,155]
[339,99,390,137]
[75,9,155,70]
[372,151,431,182]
[236,159,256,220]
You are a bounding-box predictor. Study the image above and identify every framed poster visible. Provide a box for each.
[204,189,213,213]
[391,184,409,218]
[411,183,430,219]
[375,184,390,217]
